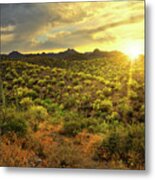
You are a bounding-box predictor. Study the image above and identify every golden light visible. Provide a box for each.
[122,41,143,60]
[125,47,140,60]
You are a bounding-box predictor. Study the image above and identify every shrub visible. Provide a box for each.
[1,118,28,136]
[119,103,133,119]
[20,97,33,110]
[94,123,145,169]
[63,92,69,98]
[45,75,50,80]
[13,78,19,85]
[34,98,42,105]
[38,79,46,86]
[139,105,144,122]
[62,121,81,136]
[66,85,72,91]
[73,85,82,91]
[80,95,91,112]
[84,79,91,85]
[85,118,100,133]
[40,98,58,112]
[13,77,25,85]
[63,111,79,122]
[33,85,40,92]
[5,73,13,80]
[103,87,112,96]
[96,90,102,96]
[26,89,38,99]
[47,84,52,91]
[0,108,28,136]
[72,78,79,85]
[28,78,36,87]
[63,96,76,109]
[128,90,138,100]
[106,111,120,122]
[51,77,57,84]
[61,112,87,136]
[114,82,121,91]
[103,132,120,155]
[28,105,48,121]
[16,87,34,98]
[18,77,25,85]
[58,80,65,87]
[93,99,113,112]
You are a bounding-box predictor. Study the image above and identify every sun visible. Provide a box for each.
[125,46,140,60]
[122,41,143,60]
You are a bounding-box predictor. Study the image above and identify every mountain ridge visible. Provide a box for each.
[1,48,128,60]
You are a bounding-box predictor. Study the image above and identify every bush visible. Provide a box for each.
[58,80,65,87]
[62,121,81,136]
[11,69,18,77]
[73,85,82,91]
[47,84,52,91]
[0,108,28,136]
[40,99,59,112]
[94,123,145,169]
[28,105,48,121]
[93,99,113,112]
[38,79,46,86]
[28,78,36,87]
[63,96,76,109]
[16,87,33,98]
[20,97,33,110]
[1,118,28,136]
[139,105,145,122]
[33,85,40,92]
[66,85,72,91]
[61,111,74,121]
[84,79,91,85]
[26,89,38,99]
[13,77,25,85]
[5,73,13,80]
[61,112,83,136]
[72,78,79,85]
[119,102,133,119]
[106,111,120,122]
[103,87,112,96]
[51,77,57,84]
[102,132,120,155]
[128,90,138,100]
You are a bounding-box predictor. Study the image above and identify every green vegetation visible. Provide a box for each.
[0,55,144,169]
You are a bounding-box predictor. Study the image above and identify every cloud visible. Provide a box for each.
[1,25,15,34]
[0,3,90,52]
[72,14,144,36]
[0,1,144,53]
[1,34,14,43]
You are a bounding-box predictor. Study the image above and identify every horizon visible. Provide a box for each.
[1,1,144,57]
[1,48,144,58]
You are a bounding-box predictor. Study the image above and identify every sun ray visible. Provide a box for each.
[123,60,134,124]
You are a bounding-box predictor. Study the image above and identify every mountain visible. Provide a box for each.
[60,48,78,55]
[2,49,126,61]
[57,48,83,60]
[8,51,24,59]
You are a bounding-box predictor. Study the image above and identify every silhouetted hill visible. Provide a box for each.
[8,51,24,59]
[54,48,83,60]
[1,48,127,61]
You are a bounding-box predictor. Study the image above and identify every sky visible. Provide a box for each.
[0,0,144,55]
